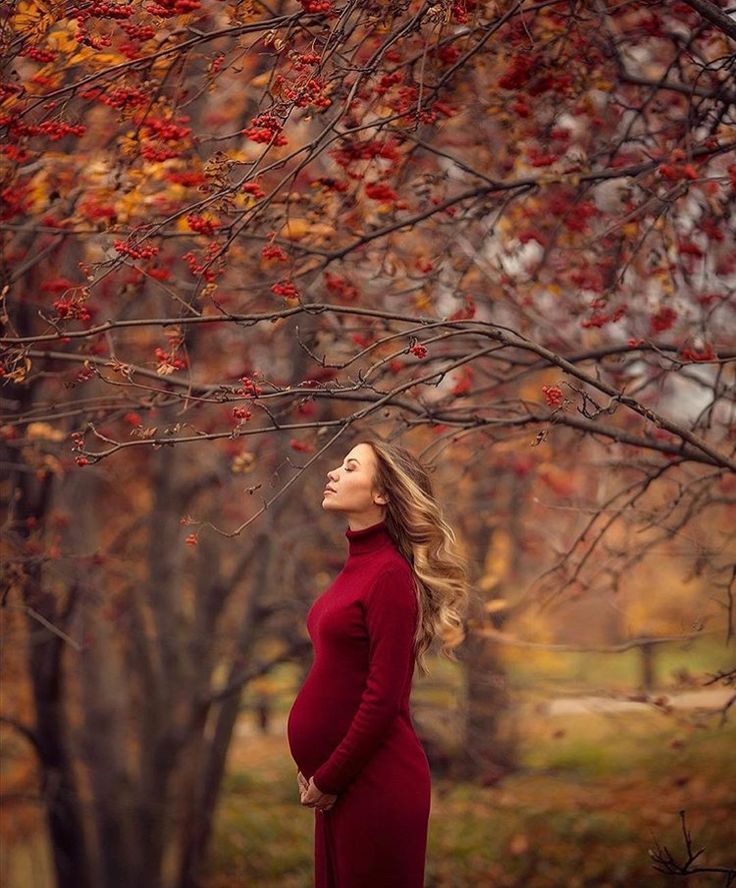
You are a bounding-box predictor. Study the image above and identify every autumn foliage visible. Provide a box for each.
[1,0,735,886]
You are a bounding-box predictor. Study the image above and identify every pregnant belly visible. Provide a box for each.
[287,684,356,777]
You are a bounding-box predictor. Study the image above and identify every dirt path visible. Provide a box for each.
[236,688,734,737]
[542,687,733,715]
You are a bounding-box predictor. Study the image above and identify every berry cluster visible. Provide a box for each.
[242,113,287,146]
[375,71,403,97]
[145,116,192,141]
[324,272,359,302]
[187,213,218,235]
[20,46,57,63]
[410,343,427,359]
[448,295,476,321]
[297,0,333,12]
[581,301,627,329]
[238,375,263,397]
[365,182,398,202]
[499,54,536,90]
[451,0,478,23]
[677,239,704,258]
[76,363,98,384]
[154,347,187,372]
[277,76,332,110]
[271,279,300,299]
[1,144,30,163]
[41,277,75,293]
[145,0,202,17]
[53,297,92,321]
[232,406,253,423]
[679,343,716,362]
[242,181,266,198]
[291,51,322,70]
[658,148,698,182]
[433,44,460,66]
[541,384,564,408]
[167,171,207,187]
[33,120,86,141]
[114,240,160,260]
[141,145,178,161]
[182,242,220,281]
[650,306,678,334]
[79,199,116,221]
[69,2,134,20]
[80,85,148,110]
[120,22,156,40]
[262,243,289,261]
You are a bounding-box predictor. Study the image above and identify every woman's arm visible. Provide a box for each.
[311,565,418,795]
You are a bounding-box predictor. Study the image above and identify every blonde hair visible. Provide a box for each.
[361,437,470,678]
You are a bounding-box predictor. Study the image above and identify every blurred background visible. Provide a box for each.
[2,0,735,885]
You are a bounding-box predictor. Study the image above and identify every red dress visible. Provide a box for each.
[287,519,431,888]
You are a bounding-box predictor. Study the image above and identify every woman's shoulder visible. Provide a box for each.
[371,550,415,587]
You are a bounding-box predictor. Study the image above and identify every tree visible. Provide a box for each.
[2,1,734,886]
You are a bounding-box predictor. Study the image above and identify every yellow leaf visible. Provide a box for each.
[26,422,65,442]
[250,72,271,88]
[280,218,310,239]
[8,358,32,383]
[622,222,638,237]
[47,27,82,53]
[90,53,126,68]
[413,290,433,311]
[11,0,53,37]
[280,218,335,240]
[68,47,96,66]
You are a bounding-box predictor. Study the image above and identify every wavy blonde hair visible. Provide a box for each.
[361,437,470,678]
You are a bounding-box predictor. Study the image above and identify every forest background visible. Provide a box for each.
[1,0,735,886]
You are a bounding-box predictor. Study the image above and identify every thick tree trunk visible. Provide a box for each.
[61,466,141,888]
[176,472,294,887]
[136,438,191,888]
[16,462,92,888]
[456,596,516,783]
[457,471,530,783]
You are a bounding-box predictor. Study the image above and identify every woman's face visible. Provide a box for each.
[322,442,388,523]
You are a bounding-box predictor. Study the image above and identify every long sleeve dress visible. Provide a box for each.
[286,519,431,888]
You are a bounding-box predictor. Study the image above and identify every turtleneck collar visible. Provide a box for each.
[345,519,393,556]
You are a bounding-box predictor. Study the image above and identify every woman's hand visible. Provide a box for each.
[297,771,338,812]
[297,769,309,801]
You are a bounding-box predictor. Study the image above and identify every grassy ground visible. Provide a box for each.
[207,708,734,888]
[207,637,735,888]
[3,639,733,887]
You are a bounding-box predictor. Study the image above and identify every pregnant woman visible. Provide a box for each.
[287,437,469,887]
